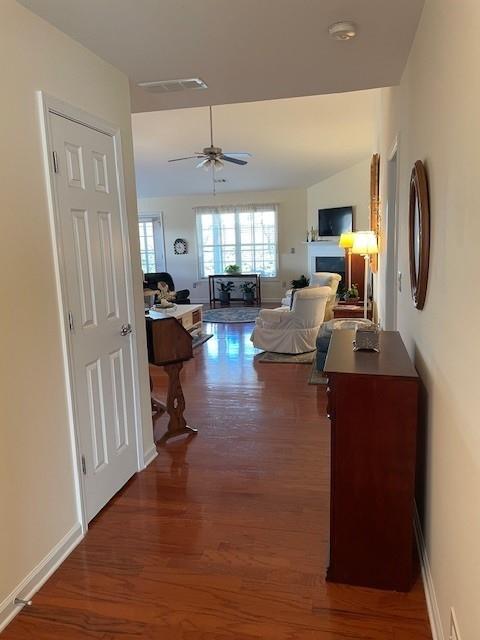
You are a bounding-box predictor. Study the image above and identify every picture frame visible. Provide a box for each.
[369,153,380,272]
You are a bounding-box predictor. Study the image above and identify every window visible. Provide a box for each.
[195,204,278,278]
[138,214,165,274]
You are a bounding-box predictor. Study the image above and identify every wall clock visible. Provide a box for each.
[174,238,188,255]
[409,160,430,310]
[369,153,380,273]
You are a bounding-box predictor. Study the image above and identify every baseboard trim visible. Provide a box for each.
[414,506,444,640]
[0,522,83,633]
[143,443,158,468]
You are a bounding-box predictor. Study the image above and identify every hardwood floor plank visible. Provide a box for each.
[3,322,432,639]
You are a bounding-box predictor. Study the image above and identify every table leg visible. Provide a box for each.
[150,374,166,421]
[156,362,197,444]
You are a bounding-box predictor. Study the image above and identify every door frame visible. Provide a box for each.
[383,136,400,330]
[37,92,145,532]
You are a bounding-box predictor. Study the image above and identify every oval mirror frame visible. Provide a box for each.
[409,160,430,309]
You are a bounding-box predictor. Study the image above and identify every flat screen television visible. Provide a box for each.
[318,206,353,237]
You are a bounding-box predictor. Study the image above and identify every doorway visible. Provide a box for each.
[41,95,142,524]
[384,141,399,330]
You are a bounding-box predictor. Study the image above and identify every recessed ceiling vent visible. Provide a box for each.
[137,78,208,93]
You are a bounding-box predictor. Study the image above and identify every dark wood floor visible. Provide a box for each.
[4,321,432,639]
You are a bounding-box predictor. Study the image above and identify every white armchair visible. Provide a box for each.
[251,286,331,354]
[281,272,342,321]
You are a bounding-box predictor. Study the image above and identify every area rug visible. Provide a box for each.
[203,307,261,323]
[192,333,213,349]
[308,362,328,385]
[254,350,315,364]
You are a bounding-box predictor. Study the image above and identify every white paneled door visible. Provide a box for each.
[51,113,137,522]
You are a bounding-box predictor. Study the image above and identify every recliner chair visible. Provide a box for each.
[143,272,190,304]
[281,272,342,320]
[251,286,331,354]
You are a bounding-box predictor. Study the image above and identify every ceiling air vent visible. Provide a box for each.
[137,78,208,93]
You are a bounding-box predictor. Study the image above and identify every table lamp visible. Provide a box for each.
[339,232,355,288]
[352,231,378,319]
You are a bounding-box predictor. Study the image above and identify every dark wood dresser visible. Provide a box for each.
[324,330,419,591]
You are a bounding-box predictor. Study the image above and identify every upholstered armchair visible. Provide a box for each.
[281,272,342,321]
[143,272,190,304]
[251,286,331,354]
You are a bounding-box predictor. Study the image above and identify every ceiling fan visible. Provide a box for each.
[168,106,252,172]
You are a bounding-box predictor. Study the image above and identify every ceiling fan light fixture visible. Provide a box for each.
[196,158,209,170]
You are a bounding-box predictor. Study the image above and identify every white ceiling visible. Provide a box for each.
[19,0,424,112]
[132,90,377,197]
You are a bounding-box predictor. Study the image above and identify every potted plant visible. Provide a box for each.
[344,283,360,304]
[239,281,256,305]
[225,264,241,274]
[290,275,310,289]
[217,280,235,305]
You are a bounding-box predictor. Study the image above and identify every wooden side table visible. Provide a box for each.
[333,302,372,320]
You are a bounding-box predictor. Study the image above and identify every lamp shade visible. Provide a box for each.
[339,232,355,249]
[352,231,378,255]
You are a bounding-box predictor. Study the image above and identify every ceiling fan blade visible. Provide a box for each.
[221,155,248,166]
[222,152,252,157]
[196,158,210,169]
[168,155,204,163]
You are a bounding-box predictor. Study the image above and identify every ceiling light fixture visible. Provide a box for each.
[328,21,357,41]
[198,157,224,172]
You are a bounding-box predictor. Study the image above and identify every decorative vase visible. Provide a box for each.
[219,291,231,306]
[243,291,255,306]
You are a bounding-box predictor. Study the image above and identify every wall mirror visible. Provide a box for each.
[409,160,430,309]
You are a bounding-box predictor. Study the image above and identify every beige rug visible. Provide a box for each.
[254,350,315,364]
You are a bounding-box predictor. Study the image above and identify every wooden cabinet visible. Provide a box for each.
[145,315,197,443]
[324,330,419,591]
[333,303,372,319]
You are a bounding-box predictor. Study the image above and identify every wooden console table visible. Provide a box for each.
[324,330,419,591]
[208,273,261,308]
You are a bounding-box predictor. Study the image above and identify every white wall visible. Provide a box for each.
[307,158,371,231]
[377,1,480,638]
[138,189,308,301]
[0,0,152,625]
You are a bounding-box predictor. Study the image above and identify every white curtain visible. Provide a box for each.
[195,204,278,277]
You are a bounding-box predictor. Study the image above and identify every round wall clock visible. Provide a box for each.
[174,238,188,255]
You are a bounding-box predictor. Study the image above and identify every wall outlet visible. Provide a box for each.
[192,282,197,289]
[290,247,295,254]
[450,608,461,640]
